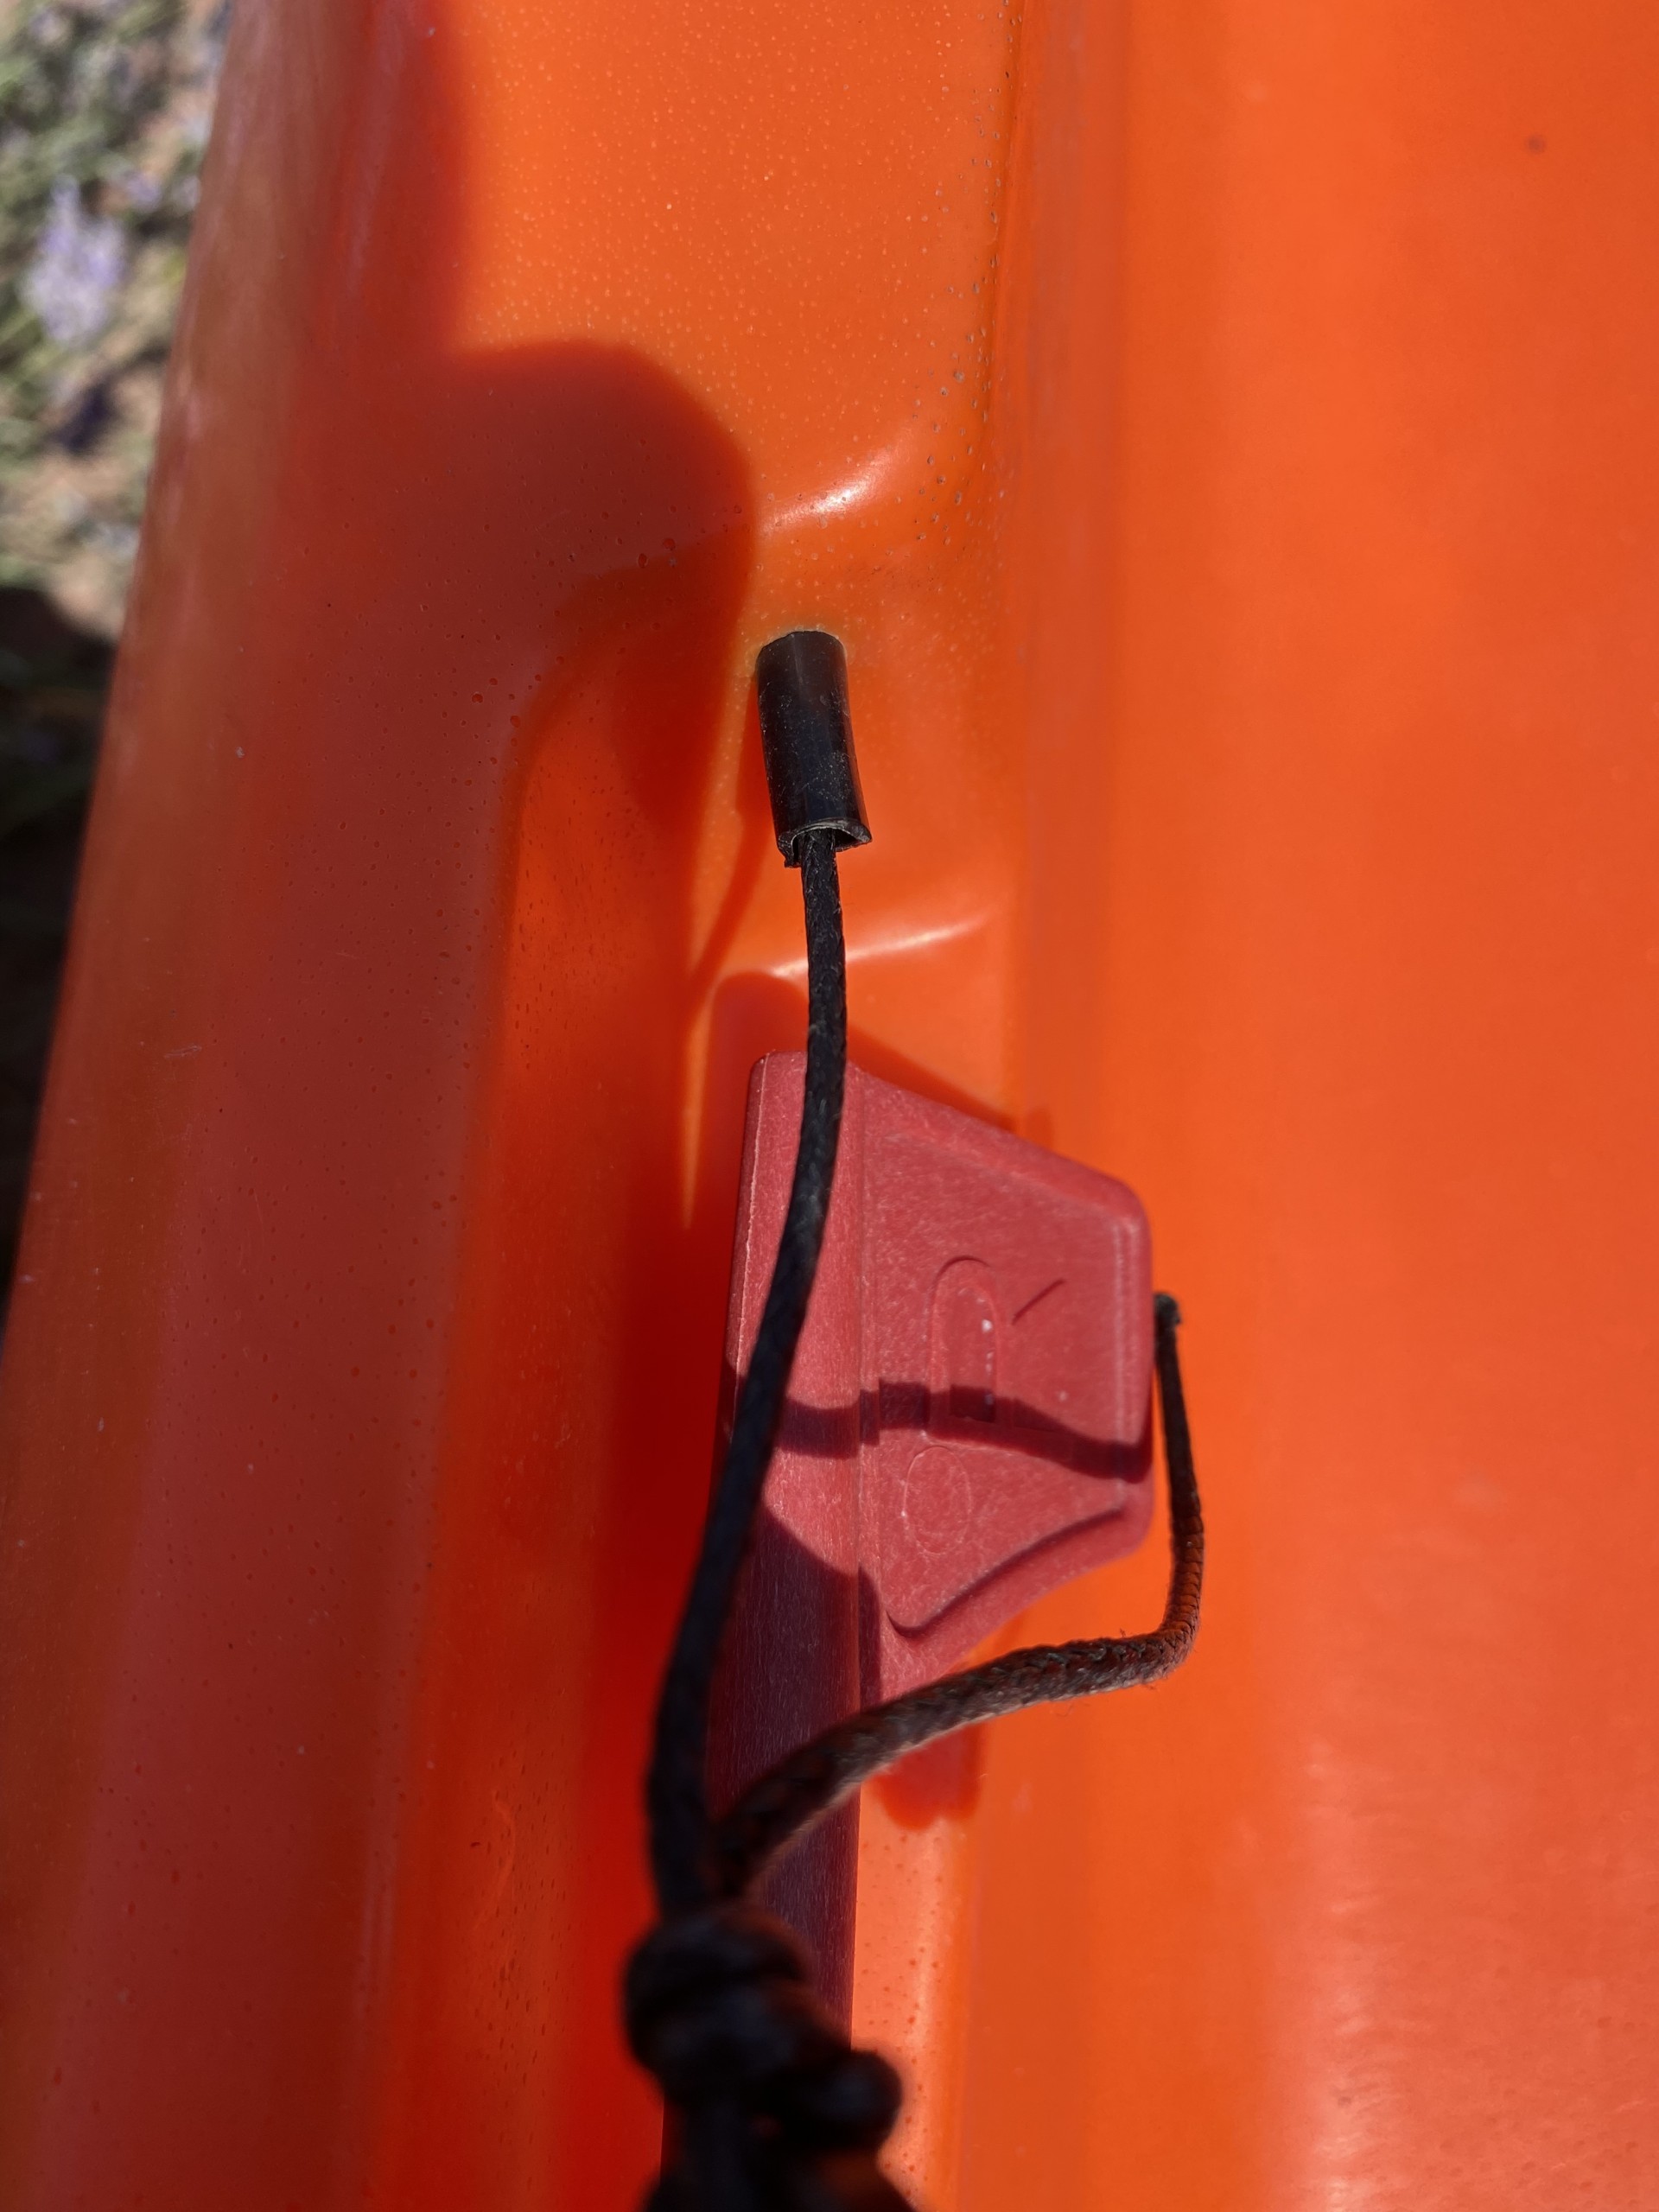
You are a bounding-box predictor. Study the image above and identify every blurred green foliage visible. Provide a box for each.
[0,0,224,635]
[0,2,221,1298]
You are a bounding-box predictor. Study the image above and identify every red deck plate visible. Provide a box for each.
[709,1052,1156,2012]
[722,1051,1154,1701]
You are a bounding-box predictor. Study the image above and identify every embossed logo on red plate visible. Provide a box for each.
[721,1054,1154,1707]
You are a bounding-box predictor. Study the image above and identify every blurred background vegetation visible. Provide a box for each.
[0,0,222,1291]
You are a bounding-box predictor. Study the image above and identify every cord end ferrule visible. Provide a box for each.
[755,630,871,866]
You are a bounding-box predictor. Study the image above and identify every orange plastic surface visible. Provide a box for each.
[2,1,1657,2208]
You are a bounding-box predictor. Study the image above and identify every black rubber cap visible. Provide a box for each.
[754,630,871,866]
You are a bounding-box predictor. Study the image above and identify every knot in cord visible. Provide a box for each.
[624,1902,907,2211]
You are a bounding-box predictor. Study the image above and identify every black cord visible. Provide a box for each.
[627,822,1205,2211]
[647,828,849,1917]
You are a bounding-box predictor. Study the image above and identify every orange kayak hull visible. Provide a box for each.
[3,2,1657,2207]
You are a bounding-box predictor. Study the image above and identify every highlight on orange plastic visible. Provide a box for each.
[2,2,1656,2208]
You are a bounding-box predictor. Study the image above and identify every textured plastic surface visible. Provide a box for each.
[731,1052,1151,1690]
[2,3,1657,2211]
[709,1054,1152,2016]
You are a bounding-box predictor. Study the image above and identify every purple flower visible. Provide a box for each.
[22,180,127,346]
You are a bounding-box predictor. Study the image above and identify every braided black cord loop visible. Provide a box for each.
[628,817,1205,2209]
[709,1295,1201,1897]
